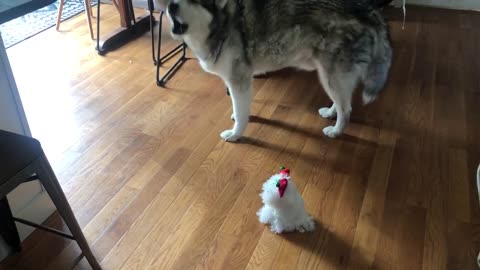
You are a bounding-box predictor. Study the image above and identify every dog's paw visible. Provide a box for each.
[322,126,341,138]
[318,107,336,119]
[230,113,235,122]
[220,129,241,142]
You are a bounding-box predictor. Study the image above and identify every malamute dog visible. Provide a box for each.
[161,0,393,141]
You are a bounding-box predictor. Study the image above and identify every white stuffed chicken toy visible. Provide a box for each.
[257,166,315,234]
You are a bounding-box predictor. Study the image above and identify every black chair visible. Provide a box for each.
[0,130,101,269]
[147,0,188,87]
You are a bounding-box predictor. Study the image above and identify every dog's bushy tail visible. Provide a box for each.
[362,24,392,105]
[362,56,391,104]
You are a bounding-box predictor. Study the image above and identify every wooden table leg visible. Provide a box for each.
[55,0,65,31]
[84,0,94,40]
[115,0,127,27]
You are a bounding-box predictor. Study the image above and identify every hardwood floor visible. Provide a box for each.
[1,4,479,270]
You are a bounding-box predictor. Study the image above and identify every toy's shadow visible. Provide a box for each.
[278,219,374,269]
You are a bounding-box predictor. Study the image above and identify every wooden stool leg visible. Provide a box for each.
[88,0,95,18]
[36,154,101,270]
[56,0,65,31]
[0,198,21,253]
[85,0,94,40]
[148,0,156,64]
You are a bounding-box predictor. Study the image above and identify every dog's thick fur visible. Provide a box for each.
[161,0,393,141]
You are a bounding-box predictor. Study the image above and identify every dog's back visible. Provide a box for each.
[239,0,392,100]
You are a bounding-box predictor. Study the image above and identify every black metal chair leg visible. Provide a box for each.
[126,0,136,25]
[36,154,101,270]
[151,10,186,87]
[155,13,185,65]
[157,11,163,63]
[156,43,187,86]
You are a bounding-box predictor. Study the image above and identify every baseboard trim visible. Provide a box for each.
[391,0,480,11]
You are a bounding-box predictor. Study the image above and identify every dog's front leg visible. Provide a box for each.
[221,79,252,142]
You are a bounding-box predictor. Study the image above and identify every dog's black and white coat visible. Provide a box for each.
[158,0,393,141]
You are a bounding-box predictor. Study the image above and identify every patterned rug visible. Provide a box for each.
[0,0,96,48]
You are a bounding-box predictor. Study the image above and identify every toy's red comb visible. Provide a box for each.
[279,166,290,176]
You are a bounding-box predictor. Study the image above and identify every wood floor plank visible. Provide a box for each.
[73,134,161,226]
[254,107,323,270]
[446,148,472,269]
[95,85,233,268]
[299,130,376,269]
[67,132,153,212]
[54,86,162,186]
[347,131,397,269]
[70,80,226,227]
[164,179,246,270]
[295,125,365,270]
[58,75,201,196]
[113,139,223,270]
[373,204,427,270]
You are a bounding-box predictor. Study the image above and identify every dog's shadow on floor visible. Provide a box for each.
[239,116,378,175]
[248,115,378,147]
[277,219,373,269]
[240,136,326,166]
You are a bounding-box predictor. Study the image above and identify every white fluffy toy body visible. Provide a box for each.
[257,167,315,234]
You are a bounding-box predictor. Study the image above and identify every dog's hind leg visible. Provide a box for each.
[316,63,362,138]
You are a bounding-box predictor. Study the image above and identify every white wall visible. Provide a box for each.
[0,33,55,261]
[394,0,480,10]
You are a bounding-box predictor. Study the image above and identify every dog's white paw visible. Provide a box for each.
[323,126,341,138]
[318,107,336,119]
[220,129,241,142]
